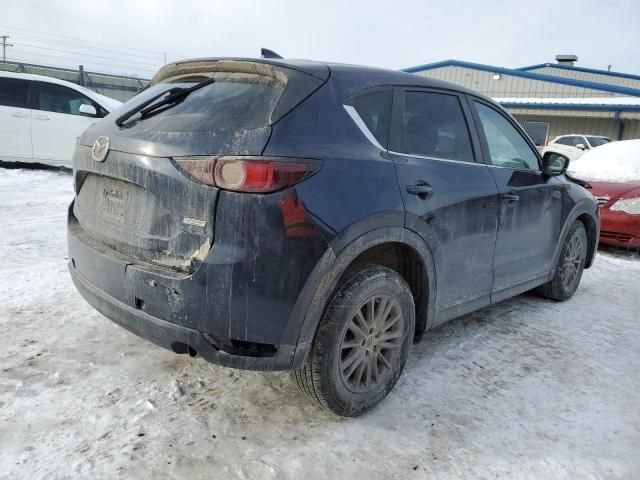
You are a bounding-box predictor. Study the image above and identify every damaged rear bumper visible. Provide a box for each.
[69,263,299,371]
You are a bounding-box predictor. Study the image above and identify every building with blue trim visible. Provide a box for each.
[401,58,640,144]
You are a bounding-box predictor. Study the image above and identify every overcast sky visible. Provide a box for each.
[2,0,639,79]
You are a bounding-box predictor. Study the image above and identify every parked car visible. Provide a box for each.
[0,71,121,167]
[543,134,613,162]
[67,58,599,416]
[568,139,640,248]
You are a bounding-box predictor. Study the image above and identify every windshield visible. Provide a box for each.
[586,136,611,148]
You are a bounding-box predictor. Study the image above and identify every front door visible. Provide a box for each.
[0,77,32,161]
[389,88,500,323]
[470,99,564,301]
[31,81,99,165]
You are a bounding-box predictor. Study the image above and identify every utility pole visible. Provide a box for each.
[1,35,13,63]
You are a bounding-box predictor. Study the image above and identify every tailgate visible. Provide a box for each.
[72,146,217,273]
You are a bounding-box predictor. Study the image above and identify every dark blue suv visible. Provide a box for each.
[67,58,599,416]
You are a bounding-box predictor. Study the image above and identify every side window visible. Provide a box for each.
[390,91,474,162]
[474,102,539,171]
[556,136,575,146]
[345,90,391,148]
[0,78,30,108]
[573,136,587,148]
[37,82,98,117]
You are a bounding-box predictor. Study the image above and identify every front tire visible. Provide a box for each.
[293,265,415,417]
[537,221,588,301]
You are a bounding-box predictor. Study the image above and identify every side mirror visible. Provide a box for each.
[79,104,97,116]
[542,151,570,176]
[575,143,586,150]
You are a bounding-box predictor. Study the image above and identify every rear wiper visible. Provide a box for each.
[115,77,216,126]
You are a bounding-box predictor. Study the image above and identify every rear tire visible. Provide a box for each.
[537,221,587,301]
[293,265,415,417]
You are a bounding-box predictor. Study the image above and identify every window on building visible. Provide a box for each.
[390,91,474,163]
[474,102,539,171]
[0,78,30,108]
[522,121,549,147]
[346,89,392,148]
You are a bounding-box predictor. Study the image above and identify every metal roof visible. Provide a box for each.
[401,59,640,97]
[496,97,640,112]
[518,63,640,82]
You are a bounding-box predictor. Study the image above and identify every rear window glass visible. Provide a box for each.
[346,90,391,148]
[120,72,284,133]
[0,77,29,108]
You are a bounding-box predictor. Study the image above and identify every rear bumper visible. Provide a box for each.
[67,180,329,370]
[69,262,300,370]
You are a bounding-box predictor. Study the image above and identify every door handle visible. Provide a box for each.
[34,115,50,121]
[406,182,433,197]
[501,193,520,204]
[12,112,28,118]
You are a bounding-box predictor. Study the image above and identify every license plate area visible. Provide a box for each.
[101,180,130,222]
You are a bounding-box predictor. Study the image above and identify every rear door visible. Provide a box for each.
[388,88,500,322]
[31,81,101,165]
[0,77,32,161]
[469,99,564,301]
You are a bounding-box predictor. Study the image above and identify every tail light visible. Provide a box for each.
[174,156,321,192]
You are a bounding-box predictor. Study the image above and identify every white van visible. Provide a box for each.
[0,71,122,167]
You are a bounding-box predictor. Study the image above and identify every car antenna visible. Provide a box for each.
[261,48,283,59]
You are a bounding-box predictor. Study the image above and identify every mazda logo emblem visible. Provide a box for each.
[91,136,110,162]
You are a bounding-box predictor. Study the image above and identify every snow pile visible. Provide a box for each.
[1,168,640,479]
[567,139,640,182]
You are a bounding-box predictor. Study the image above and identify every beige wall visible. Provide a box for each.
[415,66,626,98]
[524,66,640,90]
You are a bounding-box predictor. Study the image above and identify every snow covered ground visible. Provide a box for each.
[1,168,639,480]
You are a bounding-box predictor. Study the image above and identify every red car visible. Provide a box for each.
[590,182,640,248]
[568,140,640,248]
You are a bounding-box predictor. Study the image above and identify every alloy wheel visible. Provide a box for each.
[561,231,585,291]
[339,295,404,393]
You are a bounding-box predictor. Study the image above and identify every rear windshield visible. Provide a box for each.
[118,72,284,133]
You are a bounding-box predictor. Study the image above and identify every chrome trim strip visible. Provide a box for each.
[484,163,542,174]
[343,105,385,151]
[387,149,486,167]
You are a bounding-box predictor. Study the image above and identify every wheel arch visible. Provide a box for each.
[553,199,599,272]
[289,226,437,368]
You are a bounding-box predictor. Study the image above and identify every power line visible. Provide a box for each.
[7,51,158,76]
[4,30,166,62]
[16,42,164,68]
[0,24,187,60]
